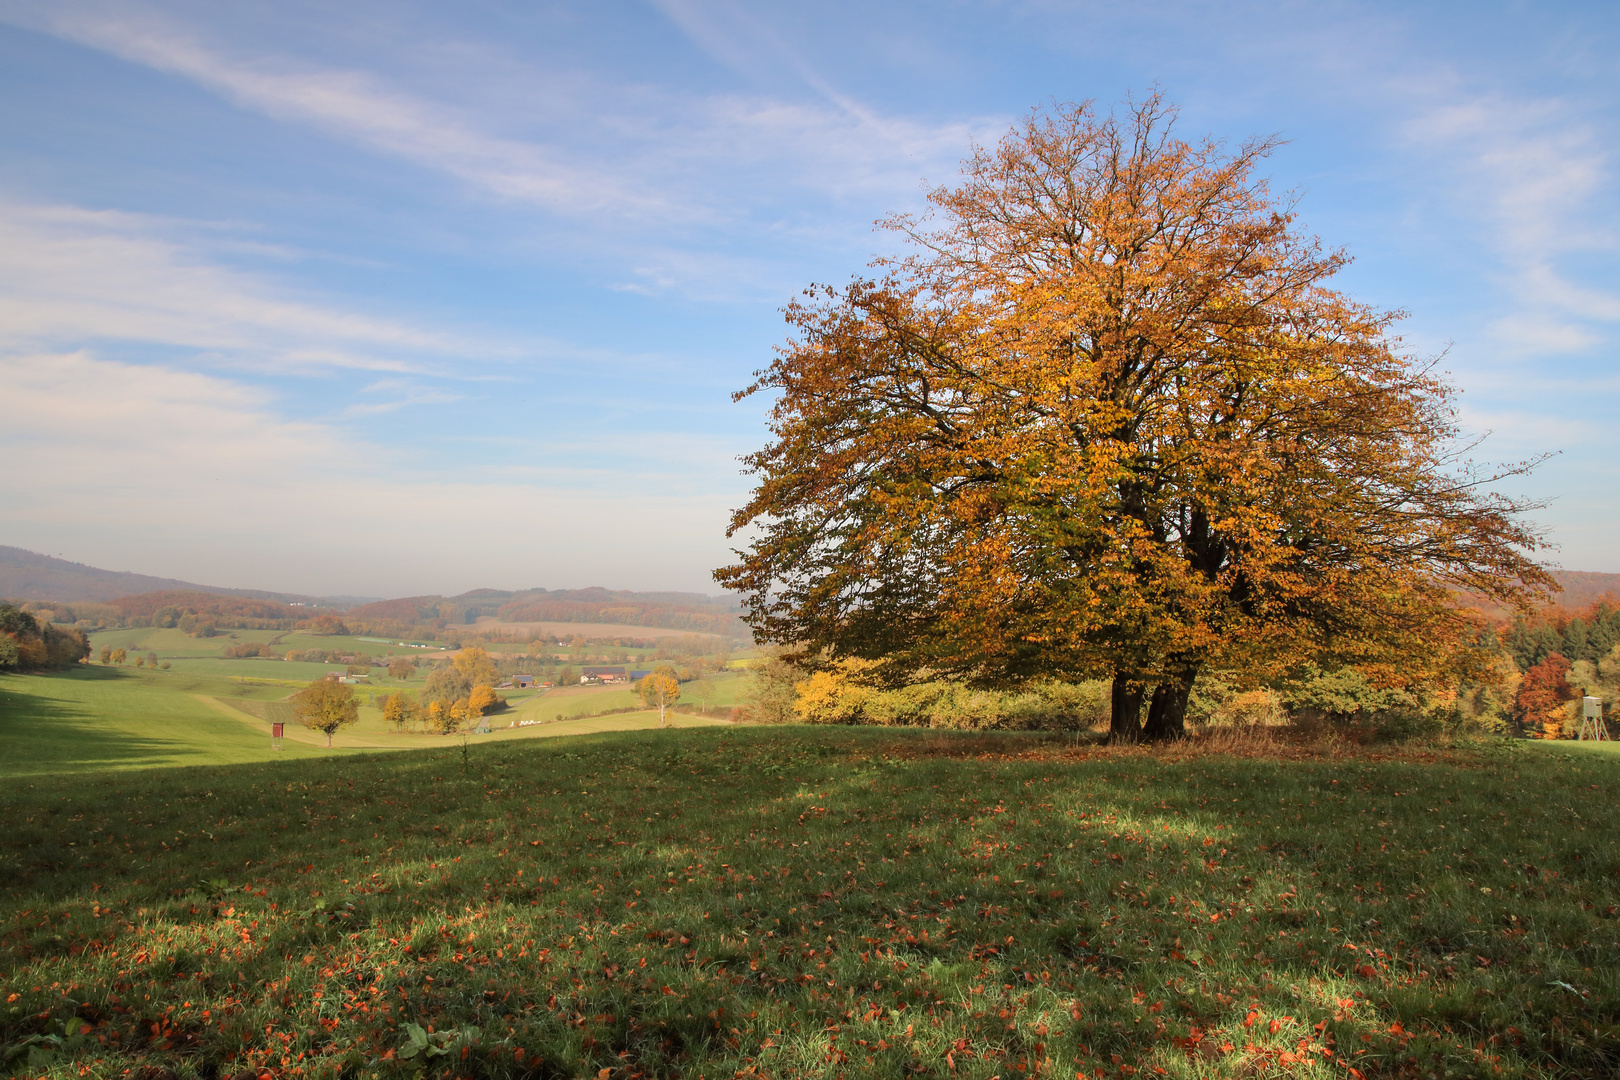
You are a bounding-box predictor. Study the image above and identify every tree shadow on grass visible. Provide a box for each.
[0,669,187,774]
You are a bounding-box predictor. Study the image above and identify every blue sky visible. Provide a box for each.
[0,0,1615,598]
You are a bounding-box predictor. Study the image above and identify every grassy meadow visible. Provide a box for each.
[0,665,736,776]
[1,701,1617,1079]
[0,666,336,774]
[507,676,745,726]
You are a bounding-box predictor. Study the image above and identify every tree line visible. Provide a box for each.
[370,648,505,736]
[0,603,90,670]
[1501,601,1620,670]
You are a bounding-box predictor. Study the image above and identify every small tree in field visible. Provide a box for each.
[638,671,682,727]
[388,658,414,681]
[380,692,420,731]
[111,648,126,665]
[291,676,360,747]
[99,646,111,665]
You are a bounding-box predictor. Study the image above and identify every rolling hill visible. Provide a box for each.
[0,546,372,606]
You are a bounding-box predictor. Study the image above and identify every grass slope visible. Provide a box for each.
[0,668,331,773]
[507,676,744,726]
[0,670,735,778]
[2,728,1617,1079]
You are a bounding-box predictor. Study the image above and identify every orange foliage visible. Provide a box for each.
[290,677,359,746]
[296,614,350,635]
[1513,653,1577,739]
[717,96,1552,743]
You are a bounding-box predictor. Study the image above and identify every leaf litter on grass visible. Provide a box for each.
[0,727,1616,1079]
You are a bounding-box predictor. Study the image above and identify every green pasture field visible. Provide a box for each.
[0,667,331,774]
[0,669,735,777]
[267,633,449,658]
[162,658,356,682]
[510,684,643,723]
[507,673,744,724]
[353,637,442,650]
[84,626,443,683]
[88,627,287,659]
[2,727,1617,1079]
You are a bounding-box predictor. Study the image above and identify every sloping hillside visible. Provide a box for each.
[0,545,222,602]
[1549,569,1620,609]
[1455,569,1620,620]
[344,587,745,636]
[0,546,371,606]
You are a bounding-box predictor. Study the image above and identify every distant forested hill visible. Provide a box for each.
[344,587,745,637]
[0,545,224,602]
[1547,570,1620,610]
[0,544,218,605]
[0,546,371,606]
[1451,569,1620,619]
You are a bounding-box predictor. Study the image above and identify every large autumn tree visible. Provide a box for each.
[716,96,1553,742]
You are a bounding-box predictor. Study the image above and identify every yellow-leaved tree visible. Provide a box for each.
[716,95,1553,742]
[638,670,681,727]
[290,676,359,747]
[453,647,500,688]
[379,692,420,731]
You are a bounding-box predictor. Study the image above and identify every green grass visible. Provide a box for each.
[509,675,745,725]
[0,669,738,775]
[0,668,332,773]
[87,627,287,659]
[2,722,1617,1079]
[270,633,451,657]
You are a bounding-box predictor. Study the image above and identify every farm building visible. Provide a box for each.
[580,666,628,684]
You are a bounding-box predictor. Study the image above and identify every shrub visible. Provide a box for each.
[791,659,1107,731]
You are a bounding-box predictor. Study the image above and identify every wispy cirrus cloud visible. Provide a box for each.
[4,2,995,235]
[341,379,462,417]
[0,199,485,372]
[8,3,673,220]
[1402,94,1620,352]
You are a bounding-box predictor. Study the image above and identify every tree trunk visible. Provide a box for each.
[659,702,667,727]
[1109,675,1144,744]
[1141,666,1199,743]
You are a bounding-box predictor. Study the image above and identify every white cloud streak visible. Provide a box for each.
[1402,94,1620,351]
[0,199,479,371]
[4,2,994,233]
[11,3,671,219]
